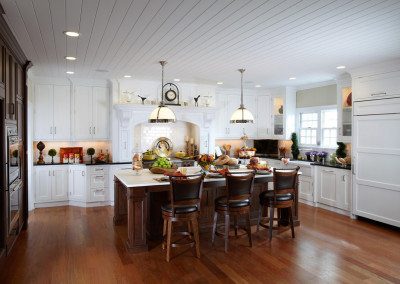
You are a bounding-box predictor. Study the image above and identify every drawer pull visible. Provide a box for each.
[370,92,387,96]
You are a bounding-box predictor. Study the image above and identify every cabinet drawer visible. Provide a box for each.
[90,174,108,188]
[90,187,107,202]
[88,166,108,174]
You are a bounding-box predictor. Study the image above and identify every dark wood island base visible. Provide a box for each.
[114,173,299,253]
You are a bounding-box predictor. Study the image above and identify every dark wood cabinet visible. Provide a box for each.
[0,11,28,264]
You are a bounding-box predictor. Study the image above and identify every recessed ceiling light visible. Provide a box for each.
[217,81,223,85]
[255,84,261,88]
[65,56,76,61]
[289,77,296,80]
[336,65,346,69]
[64,31,80,37]
[66,71,74,75]
[173,78,180,82]
[124,75,132,78]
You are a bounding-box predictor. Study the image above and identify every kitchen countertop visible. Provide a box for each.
[311,162,351,170]
[115,168,273,188]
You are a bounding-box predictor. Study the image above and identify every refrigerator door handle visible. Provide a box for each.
[352,156,355,176]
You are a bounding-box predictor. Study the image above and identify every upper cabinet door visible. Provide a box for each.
[34,84,54,140]
[73,86,93,140]
[257,95,271,138]
[53,85,71,140]
[92,87,109,140]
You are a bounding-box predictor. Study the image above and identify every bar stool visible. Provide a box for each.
[212,172,255,252]
[161,175,204,262]
[257,167,300,241]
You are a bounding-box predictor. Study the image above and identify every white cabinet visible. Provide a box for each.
[337,74,352,143]
[51,167,69,201]
[315,166,351,211]
[353,98,400,227]
[69,166,87,201]
[73,86,109,140]
[35,166,68,203]
[299,175,313,202]
[34,84,71,141]
[73,86,92,140]
[256,95,271,138]
[92,87,110,139]
[352,70,400,101]
[35,167,52,202]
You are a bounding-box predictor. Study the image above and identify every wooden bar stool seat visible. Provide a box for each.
[257,167,300,241]
[162,175,203,262]
[212,173,255,253]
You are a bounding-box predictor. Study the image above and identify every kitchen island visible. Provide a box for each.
[113,168,300,253]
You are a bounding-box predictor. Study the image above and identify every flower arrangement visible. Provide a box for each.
[317,151,328,163]
[196,154,215,171]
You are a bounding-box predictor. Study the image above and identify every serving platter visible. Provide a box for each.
[153,137,173,157]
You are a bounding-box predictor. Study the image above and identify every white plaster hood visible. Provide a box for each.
[114,104,216,162]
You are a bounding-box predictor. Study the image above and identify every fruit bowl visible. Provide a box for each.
[149,167,177,174]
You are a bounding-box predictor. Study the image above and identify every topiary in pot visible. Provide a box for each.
[48,149,57,164]
[87,148,95,164]
[336,142,346,158]
[291,132,300,160]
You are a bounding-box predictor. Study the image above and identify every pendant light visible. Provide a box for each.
[230,68,254,123]
[148,61,177,123]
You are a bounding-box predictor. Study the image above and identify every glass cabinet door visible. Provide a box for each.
[273,97,284,136]
[341,87,352,138]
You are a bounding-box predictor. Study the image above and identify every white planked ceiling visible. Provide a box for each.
[1,0,400,87]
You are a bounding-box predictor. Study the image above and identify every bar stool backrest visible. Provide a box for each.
[226,173,255,202]
[169,175,204,213]
[273,167,300,195]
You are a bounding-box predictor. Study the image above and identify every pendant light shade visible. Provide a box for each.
[230,68,254,124]
[148,61,176,123]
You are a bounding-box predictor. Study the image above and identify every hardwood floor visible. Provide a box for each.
[1,204,399,283]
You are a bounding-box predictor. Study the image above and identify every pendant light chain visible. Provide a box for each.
[160,61,167,106]
[239,68,245,108]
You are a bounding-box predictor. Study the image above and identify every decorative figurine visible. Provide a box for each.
[37,141,45,164]
[194,95,200,107]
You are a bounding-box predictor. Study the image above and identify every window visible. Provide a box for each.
[321,109,337,148]
[299,112,318,145]
[297,107,338,148]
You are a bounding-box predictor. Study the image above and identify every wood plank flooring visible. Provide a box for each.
[1,204,399,283]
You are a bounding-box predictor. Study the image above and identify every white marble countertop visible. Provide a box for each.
[114,168,272,188]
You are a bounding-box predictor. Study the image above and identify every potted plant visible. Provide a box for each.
[305,151,311,161]
[48,149,57,164]
[336,142,346,158]
[291,132,300,160]
[317,151,328,163]
[87,148,95,164]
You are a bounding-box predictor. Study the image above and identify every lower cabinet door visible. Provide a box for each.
[69,167,86,201]
[52,168,69,201]
[317,168,338,207]
[35,168,52,202]
[299,175,313,202]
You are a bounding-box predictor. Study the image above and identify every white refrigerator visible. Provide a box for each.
[352,96,400,227]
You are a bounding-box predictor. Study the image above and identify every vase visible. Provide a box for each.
[201,164,210,171]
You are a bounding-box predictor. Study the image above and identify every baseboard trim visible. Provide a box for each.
[34,200,113,208]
